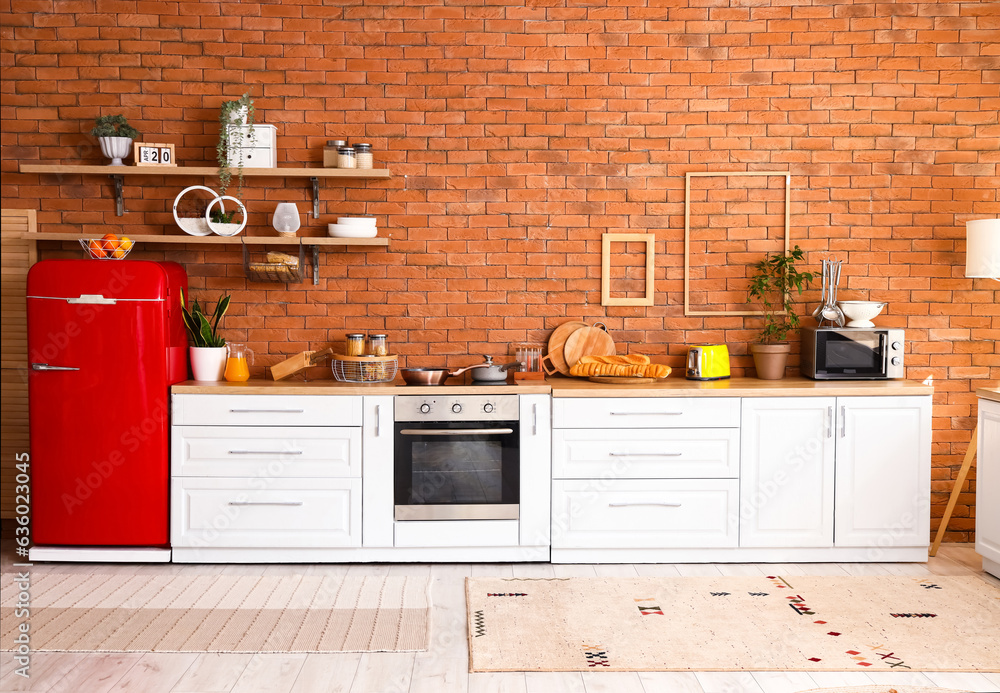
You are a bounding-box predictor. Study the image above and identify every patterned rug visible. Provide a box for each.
[466,575,1000,672]
[1,572,429,652]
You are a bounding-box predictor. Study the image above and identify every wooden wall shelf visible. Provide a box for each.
[18,163,392,218]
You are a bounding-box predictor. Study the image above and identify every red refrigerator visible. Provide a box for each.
[27,260,188,551]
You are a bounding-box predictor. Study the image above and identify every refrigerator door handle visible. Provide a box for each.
[31,363,80,372]
[66,294,117,305]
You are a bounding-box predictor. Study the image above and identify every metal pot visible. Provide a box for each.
[470,355,521,382]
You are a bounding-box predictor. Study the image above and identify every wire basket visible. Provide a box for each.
[79,238,134,260]
[331,354,398,383]
[243,244,304,283]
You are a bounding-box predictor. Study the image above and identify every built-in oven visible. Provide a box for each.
[801,327,905,380]
[394,394,520,521]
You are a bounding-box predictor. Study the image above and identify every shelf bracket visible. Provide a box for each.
[110,174,125,216]
[312,244,319,285]
[309,177,319,219]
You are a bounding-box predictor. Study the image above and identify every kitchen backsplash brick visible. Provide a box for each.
[2,0,998,541]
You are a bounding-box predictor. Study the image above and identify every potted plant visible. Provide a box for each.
[745,245,814,380]
[179,289,231,381]
[91,115,140,166]
[217,93,256,198]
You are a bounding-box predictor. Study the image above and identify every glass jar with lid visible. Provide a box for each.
[354,143,373,170]
[324,140,347,168]
[345,333,366,357]
[338,146,357,169]
[367,334,388,357]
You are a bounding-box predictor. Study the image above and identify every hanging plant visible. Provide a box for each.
[216,93,256,199]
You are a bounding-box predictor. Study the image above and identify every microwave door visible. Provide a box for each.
[821,332,883,377]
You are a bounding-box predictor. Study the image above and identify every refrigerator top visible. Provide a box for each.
[27,260,186,301]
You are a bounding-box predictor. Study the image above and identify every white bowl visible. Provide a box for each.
[328,223,378,238]
[838,301,887,328]
[337,217,377,226]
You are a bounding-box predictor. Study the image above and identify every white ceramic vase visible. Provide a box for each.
[190,346,227,381]
[99,137,133,166]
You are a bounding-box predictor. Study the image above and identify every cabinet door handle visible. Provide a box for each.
[611,411,682,416]
[228,450,303,456]
[827,406,833,439]
[229,409,305,414]
[608,452,682,458]
[533,403,538,436]
[608,502,682,508]
[840,405,846,438]
[375,404,380,437]
[228,500,303,507]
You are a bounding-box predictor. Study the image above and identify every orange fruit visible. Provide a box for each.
[112,247,126,258]
[87,239,107,258]
[101,233,120,252]
[119,236,133,251]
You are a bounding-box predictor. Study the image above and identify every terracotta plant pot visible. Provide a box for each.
[190,346,227,381]
[750,343,791,380]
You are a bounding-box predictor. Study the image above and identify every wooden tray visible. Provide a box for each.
[588,376,656,384]
[541,320,587,376]
[563,323,616,368]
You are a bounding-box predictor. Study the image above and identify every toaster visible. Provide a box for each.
[686,345,731,381]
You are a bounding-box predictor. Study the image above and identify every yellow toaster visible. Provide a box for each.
[686,345,731,381]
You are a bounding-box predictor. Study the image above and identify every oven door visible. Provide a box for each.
[394,420,520,521]
[814,330,889,378]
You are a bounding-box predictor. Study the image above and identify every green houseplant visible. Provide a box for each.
[216,93,256,198]
[179,289,231,381]
[745,245,814,380]
[91,115,140,166]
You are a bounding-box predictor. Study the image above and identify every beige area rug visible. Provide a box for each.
[466,575,1000,672]
[1,572,429,652]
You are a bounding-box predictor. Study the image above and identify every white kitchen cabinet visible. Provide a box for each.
[834,396,931,549]
[740,395,931,553]
[977,397,1000,578]
[362,396,394,548]
[739,398,836,548]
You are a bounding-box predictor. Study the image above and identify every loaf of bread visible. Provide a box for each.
[569,355,670,379]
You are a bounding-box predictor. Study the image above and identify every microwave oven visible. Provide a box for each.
[800,327,905,380]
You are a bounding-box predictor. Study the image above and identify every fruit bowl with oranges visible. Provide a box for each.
[79,233,134,260]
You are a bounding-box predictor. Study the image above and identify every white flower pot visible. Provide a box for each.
[99,137,133,166]
[190,346,227,381]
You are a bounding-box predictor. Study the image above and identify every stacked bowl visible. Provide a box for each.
[328,217,378,238]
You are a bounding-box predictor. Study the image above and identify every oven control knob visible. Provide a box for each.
[891,357,902,366]
[892,341,902,350]
[483,402,494,414]
[419,403,431,414]
[452,403,462,414]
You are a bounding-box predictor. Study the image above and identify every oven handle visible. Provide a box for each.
[398,428,515,436]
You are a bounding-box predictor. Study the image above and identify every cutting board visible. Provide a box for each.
[541,320,587,376]
[563,324,616,369]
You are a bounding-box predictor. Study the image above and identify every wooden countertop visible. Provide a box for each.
[171,379,550,395]
[547,375,934,397]
[172,376,933,398]
[978,387,1000,404]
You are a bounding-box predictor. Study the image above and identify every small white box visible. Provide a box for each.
[226,124,277,168]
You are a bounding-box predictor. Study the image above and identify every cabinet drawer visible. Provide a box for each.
[553,397,739,429]
[551,479,738,549]
[172,394,360,427]
[172,426,360,478]
[171,477,361,548]
[553,428,738,479]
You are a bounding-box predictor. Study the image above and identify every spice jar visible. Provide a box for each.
[367,334,388,357]
[345,333,365,357]
[323,140,346,168]
[354,143,373,170]
[337,146,356,169]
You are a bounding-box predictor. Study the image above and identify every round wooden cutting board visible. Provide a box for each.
[542,320,587,375]
[563,324,616,368]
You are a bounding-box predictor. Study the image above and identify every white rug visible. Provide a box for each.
[467,575,1000,672]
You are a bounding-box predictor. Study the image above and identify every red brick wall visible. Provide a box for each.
[2,0,997,540]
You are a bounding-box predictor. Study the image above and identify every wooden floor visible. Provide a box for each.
[1,540,998,693]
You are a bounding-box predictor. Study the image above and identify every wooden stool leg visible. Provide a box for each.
[929,424,978,557]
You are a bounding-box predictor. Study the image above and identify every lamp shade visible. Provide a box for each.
[965,218,1000,279]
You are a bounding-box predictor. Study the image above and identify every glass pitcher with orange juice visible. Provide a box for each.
[224,343,254,382]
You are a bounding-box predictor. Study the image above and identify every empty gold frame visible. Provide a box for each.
[683,171,791,316]
[601,233,655,307]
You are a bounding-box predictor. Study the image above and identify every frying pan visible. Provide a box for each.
[399,365,479,386]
